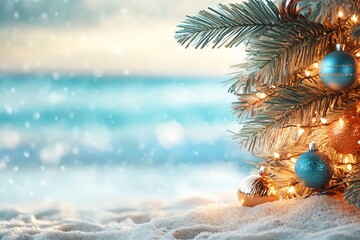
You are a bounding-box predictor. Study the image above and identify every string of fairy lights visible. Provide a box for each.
[176,0,360,207]
[249,10,360,197]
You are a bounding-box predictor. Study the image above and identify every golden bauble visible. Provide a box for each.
[237,174,279,207]
[328,116,360,154]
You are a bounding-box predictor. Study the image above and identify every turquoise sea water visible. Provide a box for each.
[0,73,255,169]
[0,73,258,205]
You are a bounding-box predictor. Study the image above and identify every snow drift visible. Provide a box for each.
[1,195,359,240]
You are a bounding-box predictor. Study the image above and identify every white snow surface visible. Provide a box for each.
[1,195,359,240]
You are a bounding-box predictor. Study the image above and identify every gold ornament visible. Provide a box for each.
[328,116,360,154]
[237,167,279,207]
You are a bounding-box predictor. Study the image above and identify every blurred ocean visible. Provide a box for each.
[0,73,255,168]
[0,73,257,205]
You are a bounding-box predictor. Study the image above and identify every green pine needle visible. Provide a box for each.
[298,0,360,24]
[175,0,282,49]
[344,167,360,207]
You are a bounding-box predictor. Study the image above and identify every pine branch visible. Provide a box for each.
[352,25,360,39]
[298,0,360,24]
[231,75,315,121]
[234,79,339,154]
[228,20,339,93]
[234,79,360,155]
[176,0,355,91]
[232,85,276,122]
[175,0,282,49]
[344,166,360,207]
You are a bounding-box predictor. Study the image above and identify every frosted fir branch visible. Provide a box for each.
[232,39,360,155]
[298,0,360,24]
[235,81,360,155]
[175,0,282,49]
[176,0,356,91]
[344,167,360,207]
[231,74,318,122]
[282,121,335,129]
[233,78,345,155]
[228,20,339,93]
[231,85,277,122]
[352,25,360,39]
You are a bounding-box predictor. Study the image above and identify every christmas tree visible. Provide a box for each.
[176,0,360,207]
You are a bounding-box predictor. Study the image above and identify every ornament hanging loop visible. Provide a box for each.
[309,142,318,151]
[336,44,343,52]
[258,166,269,177]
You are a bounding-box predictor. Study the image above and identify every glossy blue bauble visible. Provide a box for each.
[294,150,333,188]
[319,47,357,91]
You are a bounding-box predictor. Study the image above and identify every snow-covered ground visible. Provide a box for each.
[1,166,360,239]
[1,195,359,240]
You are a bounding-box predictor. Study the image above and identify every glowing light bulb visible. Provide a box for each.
[313,62,319,69]
[298,128,305,136]
[268,187,276,195]
[347,164,352,171]
[339,118,344,127]
[288,186,295,193]
[344,156,349,164]
[290,157,297,163]
[338,11,344,18]
[358,140,360,144]
[356,52,360,58]
[305,70,311,77]
[256,92,267,99]
[320,118,327,124]
[273,152,280,159]
[352,15,358,23]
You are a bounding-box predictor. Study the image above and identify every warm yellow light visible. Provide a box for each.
[273,152,280,159]
[298,128,305,136]
[338,11,344,18]
[347,164,352,171]
[356,52,360,58]
[288,186,296,193]
[256,92,267,99]
[313,62,319,69]
[352,15,358,23]
[339,118,344,127]
[344,156,349,164]
[358,140,360,144]
[320,118,327,124]
[269,187,277,195]
[290,157,297,163]
[305,70,311,77]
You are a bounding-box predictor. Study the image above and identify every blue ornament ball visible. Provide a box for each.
[295,143,333,188]
[319,44,358,91]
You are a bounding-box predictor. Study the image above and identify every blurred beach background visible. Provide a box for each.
[0,0,257,208]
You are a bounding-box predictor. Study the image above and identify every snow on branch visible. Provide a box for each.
[233,79,360,155]
[228,18,338,92]
[175,0,281,49]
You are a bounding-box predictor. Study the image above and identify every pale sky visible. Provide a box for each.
[0,0,246,76]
